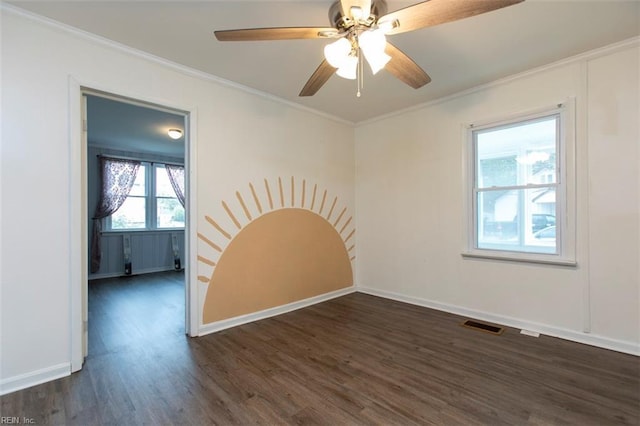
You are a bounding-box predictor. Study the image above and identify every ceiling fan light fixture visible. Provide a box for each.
[359,29,391,74]
[359,29,386,52]
[350,6,363,20]
[168,128,183,139]
[364,49,391,74]
[324,37,352,68]
[336,55,358,79]
[377,18,399,34]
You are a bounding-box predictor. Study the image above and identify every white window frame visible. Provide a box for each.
[462,100,577,266]
[106,161,185,232]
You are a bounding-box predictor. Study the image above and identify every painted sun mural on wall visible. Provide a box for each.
[197,177,355,324]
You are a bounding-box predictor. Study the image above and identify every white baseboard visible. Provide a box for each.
[89,266,179,280]
[199,286,356,336]
[357,286,640,356]
[0,363,70,396]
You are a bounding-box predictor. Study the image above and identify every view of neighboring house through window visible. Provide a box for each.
[109,162,185,230]
[472,111,561,256]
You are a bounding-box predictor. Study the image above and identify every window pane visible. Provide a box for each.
[477,188,556,254]
[478,155,517,187]
[111,196,146,229]
[476,115,558,188]
[156,166,177,197]
[157,198,185,228]
[128,165,146,196]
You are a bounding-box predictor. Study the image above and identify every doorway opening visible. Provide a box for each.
[77,89,194,366]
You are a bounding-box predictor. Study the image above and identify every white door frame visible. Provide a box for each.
[69,77,199,372]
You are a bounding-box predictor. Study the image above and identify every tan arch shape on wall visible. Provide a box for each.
[202,208,353,323]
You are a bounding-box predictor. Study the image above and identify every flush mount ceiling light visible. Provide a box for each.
[214,0,524,97]
[168,129,183,140]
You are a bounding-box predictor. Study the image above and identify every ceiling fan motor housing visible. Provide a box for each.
[328,0,388,31]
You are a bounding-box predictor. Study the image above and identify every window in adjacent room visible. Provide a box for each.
[110,163,147,230]
[464,102,575,265]
[155,164,185,229]
[108,162,185,230]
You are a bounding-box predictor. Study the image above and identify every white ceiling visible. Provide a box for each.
[9,0,640,124]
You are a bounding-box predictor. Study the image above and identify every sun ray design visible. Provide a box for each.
[197,232,222,252]
[197,255,216,267]
[249,183,263,214]
[310,184,318,211]
[326,196,337,221]
[197,177,356,324]
[205,215,231,240]
[301,179,306,209]
[319,189,327,215]
[333,207,347,228]
[264,179,274,210]
[344,229,355,244]
[236,191,252,221]
[222,201,242,230]
[340,217,352,235]
[278,177,285,208]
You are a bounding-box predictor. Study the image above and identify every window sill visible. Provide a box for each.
[461,251,577,267]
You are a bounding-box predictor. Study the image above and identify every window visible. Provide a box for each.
[464,103,575,265]
[108,162,185,230]
[110,164,147,229]
[155,165,185,228]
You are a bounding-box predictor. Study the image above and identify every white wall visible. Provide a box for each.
[355,41,639,354]
[0,8,354,393]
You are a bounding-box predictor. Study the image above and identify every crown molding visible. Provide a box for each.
[357,36,640,127]
[0,3,355,127]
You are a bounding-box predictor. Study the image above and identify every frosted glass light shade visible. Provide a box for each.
[360,29,390,74]
[324,38,352,69]
[363,49,391,74]
[359,29,386,52]
[336,55,358,80]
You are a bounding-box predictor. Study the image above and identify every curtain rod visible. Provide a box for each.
[97,154,184,167]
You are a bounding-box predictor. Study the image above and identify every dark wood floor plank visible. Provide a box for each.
[1,271,638,425]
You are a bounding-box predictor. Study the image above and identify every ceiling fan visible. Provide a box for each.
[214,0,523,97]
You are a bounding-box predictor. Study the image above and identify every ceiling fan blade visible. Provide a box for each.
[378,0,523,35]
[215,27,338,41]
[299,60,337,97]
[384,42,431,89]
[340,0,372,19]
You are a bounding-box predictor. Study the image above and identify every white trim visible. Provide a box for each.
[460,251,577,267]
[69,80,200,369]
[89,266,181,281]
[461,100,577,266]
[357,37,640,127]
[185,109,200,337]
[1,3,354,127]
[0,363,70,396]
[69,77,85,373]
[577,59,591,334]
[357,286,640,356]
[199,287,356,336]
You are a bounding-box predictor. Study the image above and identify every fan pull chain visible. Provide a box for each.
[357,47,363,98]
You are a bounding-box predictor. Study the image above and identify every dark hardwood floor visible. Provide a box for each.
[2,272,639,425]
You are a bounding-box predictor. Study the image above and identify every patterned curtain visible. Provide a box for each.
[165,164,186,207]
[90,157,141,273]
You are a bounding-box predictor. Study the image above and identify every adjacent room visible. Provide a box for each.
[1,0,638,424]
